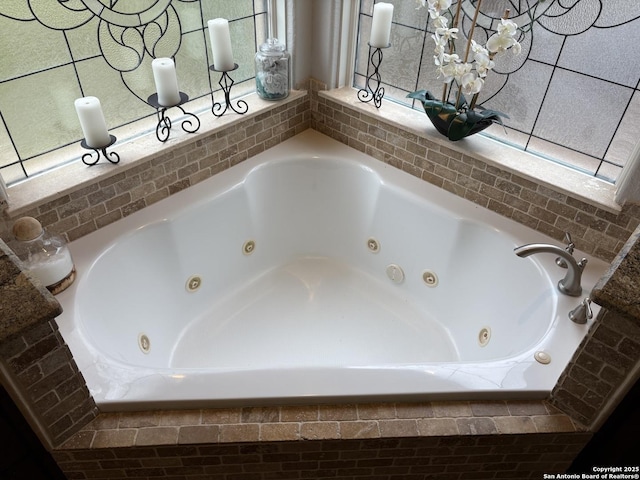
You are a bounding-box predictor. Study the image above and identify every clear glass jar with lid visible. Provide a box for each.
[255,38,290,100]
[10,217,76,295]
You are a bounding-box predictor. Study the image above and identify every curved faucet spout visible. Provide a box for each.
[514,243,587,297]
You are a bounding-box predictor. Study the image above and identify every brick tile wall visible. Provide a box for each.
[53,401,588,480]
[551,308,640,427]
[51,435,593,480]
[0,319,97,447]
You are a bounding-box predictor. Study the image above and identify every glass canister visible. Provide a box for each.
[10,217,76,295]
[255,38,290,100]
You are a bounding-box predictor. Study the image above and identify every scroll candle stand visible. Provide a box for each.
[80,135,120,166]
[357,43,390,109]
[147,92,201,143]
[209,64,248,117]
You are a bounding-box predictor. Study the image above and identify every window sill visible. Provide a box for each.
[4,90,307,217]
[321,87,621,215]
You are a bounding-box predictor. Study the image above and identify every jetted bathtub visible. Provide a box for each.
[57,129,607,410]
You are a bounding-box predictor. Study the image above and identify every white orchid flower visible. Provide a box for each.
[438,61,472,85]
[461,73,484,95]
[431,33,448,50]
[436,27,458,42]
[433,43,446,64]
[429,10,449,29]
[428,0,452,13]
[497,18,518,37]
[474,52,495,77]
[443,53,460,64]
[437,64,456,83]
[423,0,519,110]
[453,62,472,83]
[486,17,521,53]
[486,32,516,53]
[470,40,488,57]
[512,41,522,55]
[437,56,462,83]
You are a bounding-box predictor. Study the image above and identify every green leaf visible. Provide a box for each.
[448,113,475,141]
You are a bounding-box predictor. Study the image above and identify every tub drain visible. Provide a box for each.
[138,334,151,354]
[534,351,551,364]
[386,264,405,284]
[478,327,491,347]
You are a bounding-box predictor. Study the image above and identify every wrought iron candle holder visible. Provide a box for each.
[357,43,391,109]
[209,64,249,117]
[80,135,120,166]
[147,92,201,143]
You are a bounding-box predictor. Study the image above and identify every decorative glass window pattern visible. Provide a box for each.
[0,0,267,184]
[355,0,640,183]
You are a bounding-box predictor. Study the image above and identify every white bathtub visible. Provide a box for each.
[57,129,607,410]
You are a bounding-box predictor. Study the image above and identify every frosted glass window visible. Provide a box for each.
[355,0,640,183]
[0,0,267,184]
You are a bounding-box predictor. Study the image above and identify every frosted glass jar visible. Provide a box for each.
[255,39,290,100]
[11,217,76,295]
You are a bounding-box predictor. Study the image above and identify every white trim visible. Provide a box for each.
[614,139,640,205]
[275,0,286,44]
[337,0,359,88]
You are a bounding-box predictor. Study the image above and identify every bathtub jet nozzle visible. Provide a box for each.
[514,242,587,297]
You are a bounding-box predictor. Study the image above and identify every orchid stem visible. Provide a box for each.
[455,0,482,110]
[469,93,479,110]
[441,0,463,104]
[463,0,483,64]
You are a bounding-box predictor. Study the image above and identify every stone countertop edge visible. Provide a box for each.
[591,223,640,321]
[0,239,62,342]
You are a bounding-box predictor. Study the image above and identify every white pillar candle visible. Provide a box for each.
[74,97,111,148]
[369,2,394,48]
[208,18,235,71]
[151,57,181,107]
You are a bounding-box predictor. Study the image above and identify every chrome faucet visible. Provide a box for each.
[514,240,588,296]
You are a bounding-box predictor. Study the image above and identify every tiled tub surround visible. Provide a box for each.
[553,225,640,429]
[0,82,637,479]
[53,402,589,480]
[0,241,97,449]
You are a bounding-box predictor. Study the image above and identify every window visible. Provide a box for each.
[0,0,268,185]
[354,0,640,183]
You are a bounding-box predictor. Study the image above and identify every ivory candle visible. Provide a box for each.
[208,18,235,71]
[74,97,111,148]
[369,2,394,48]
[151,57,181,107]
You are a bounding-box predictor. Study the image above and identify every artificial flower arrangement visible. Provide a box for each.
[408,0,521,141]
